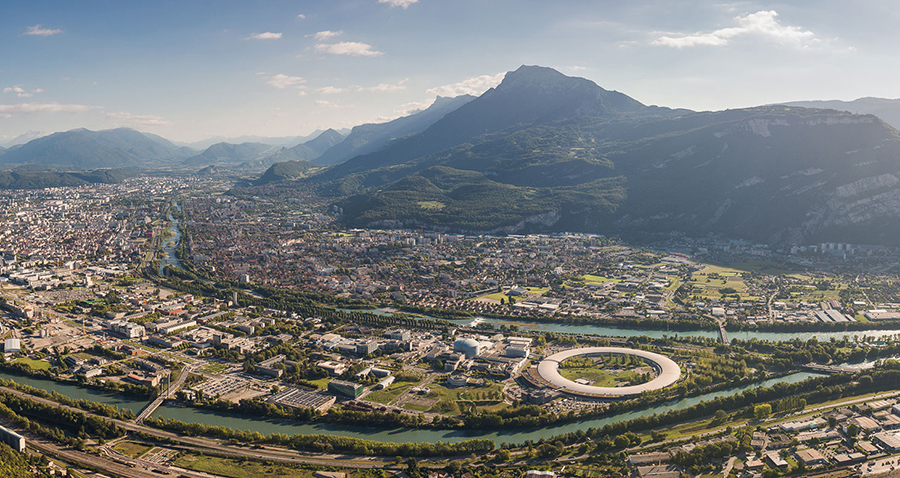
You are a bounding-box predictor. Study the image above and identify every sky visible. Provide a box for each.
[2,0,899,144]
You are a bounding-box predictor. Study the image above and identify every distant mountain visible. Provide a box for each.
[0,168,136,190]
[313,95,475,166]
[0,128,192,168]
[263,129,345,164]
[0,146,5,156]
[184,142,275,167]
[1,131,49,148]
[182,131,328,150]
[316,65,648,184]
[781,97,900,131]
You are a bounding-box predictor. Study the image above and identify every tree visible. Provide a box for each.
[754,404,772,420]
[712,409,728,425]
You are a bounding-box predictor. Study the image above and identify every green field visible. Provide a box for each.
[365,381,415,405]
[174,454,355,478]
[13,358,51,370]
[201,363,229,374]
[112,441,152,459]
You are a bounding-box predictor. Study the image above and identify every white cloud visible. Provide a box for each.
[2,86,43,98]
[107,111,169,126]
[315,42,383,57]
[297,14,306,19]
[378,0,419,8]
[316,86,345,94]
[311,30,342,41]
[266,74,306,89]
[315,100,352,109]
[358,79,408,92]
[248,32,282,40]
[427,72,505,97]
[653,10,817,48]
[24,24,63,36]
[0,102,96,115]
[395,98,435,116]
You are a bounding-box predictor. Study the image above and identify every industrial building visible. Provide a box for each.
[328,379,364,398]
[108,320,145,339]
[3,338,20,353]
[453,337,481,358]
[267,387,335,412]
[0,425,24,453]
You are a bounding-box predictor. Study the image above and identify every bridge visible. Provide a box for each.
[717,321,728,345]
[135,363,197,423]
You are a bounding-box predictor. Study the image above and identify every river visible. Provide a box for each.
[0,371,149,413]
[444,316,900,343]
[0,368,818,444]
[148,372,817,444]
[159,202,183,276]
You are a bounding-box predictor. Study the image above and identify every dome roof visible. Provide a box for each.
[454,338,479,348]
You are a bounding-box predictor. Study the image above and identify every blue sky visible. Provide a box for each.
[1,0,898,143]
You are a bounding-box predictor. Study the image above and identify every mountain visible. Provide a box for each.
[184,142,275,167]
[337,101,900,245]
[316,66,647,185]
[244,65,898,246]
[313,95,475,166]
[0,128,193,168]
[781,98,900,131]
[263,129,345,164]
[0,146,5,156]
[256,160,318,184]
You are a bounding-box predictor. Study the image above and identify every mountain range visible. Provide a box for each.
[781,97,900,131]
[265,65,900,246]
[5,65,900,245]
[0,128,194,169]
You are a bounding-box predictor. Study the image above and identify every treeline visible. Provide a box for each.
[0,392,125,450]
[0,442,45,477]
[144,416,494,457]
[0,360,157,398]
[732,337,900,368]
[0,377,135,420]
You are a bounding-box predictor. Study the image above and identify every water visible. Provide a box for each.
[0,371,150,413]
[444,316,900,344]
[150,372,817,444]
[159,202,183,276]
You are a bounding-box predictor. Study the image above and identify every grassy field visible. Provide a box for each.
[687,264,759,302]
[582,274,620,284]
[201,363,230,374]
[13,357,51,370]
[112,441,152,459]
[365,381,416,404]
[174,454,355,478]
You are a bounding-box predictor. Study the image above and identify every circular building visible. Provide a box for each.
[453,338,481,358]
[535,346,680,398]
